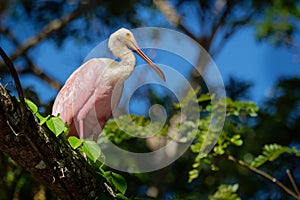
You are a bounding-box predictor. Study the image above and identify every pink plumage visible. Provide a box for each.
[52,28,165,141]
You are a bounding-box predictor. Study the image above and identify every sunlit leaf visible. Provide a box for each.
[209,184,241,200]
[188,169,199,183]
[214,146,225,155]
[25,98,38,114]
[230,135,243,146]
[82,141,101,162]
[68,136,83,149]
[114,193,128,199]
[46,117,65,136]
[111,172,127,194]
[36,113,50,125]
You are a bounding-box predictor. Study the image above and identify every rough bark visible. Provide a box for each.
[0,84,113,200]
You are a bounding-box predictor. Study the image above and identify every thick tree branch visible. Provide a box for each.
[0,84,114,200]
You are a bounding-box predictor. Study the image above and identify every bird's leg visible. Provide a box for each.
[93,133,99,142]
[79,119,88,160]
[92,125,102,142]
[79,119,84,139]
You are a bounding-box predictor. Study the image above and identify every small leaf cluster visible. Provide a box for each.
[102,170,127,198]
[209,184,241,200]
[255,0,300,46]
[251,143,300,168]
[188,96,258,183]
[103,115,168,145]
[24,98,101,162]
[67,136,128,197]
[24,98,68,136]
[226,98,259,117]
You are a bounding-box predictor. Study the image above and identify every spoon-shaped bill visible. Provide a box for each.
[130,41,166,81]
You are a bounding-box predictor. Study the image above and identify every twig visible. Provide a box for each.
[226,154,300,200]
[0,46,27,125]
[1,27,61,90]
[287,169,300,197]
[19,65,62,90]
[3,3,94,64]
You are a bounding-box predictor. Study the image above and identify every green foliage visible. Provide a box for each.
[251,143,300,168]
[24,98,51,125]
[209,184,241,200]
[46,117,66,137]
[24,99,128,198]
[35,112,50,125]
[226,98,259,117]
[103,171,128,195]
[24,98,38,114]
[24,99,68,136]
[82,141,101,163]
[67,136,83,149]
[188,96,258,182]
[254,0,300,46]
[19,87,300,199]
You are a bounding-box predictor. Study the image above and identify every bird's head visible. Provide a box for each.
[108,28,166,81]
[109,28,136,49]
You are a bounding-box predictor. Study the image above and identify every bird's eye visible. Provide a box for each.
[126,32,131,38]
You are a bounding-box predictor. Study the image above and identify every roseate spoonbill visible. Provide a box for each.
[52,28,166,141]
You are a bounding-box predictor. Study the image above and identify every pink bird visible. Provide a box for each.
[52,28,166,141]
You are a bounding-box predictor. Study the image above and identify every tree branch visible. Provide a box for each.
[287,169,300,197]
[0,84,114,199]
[153,0,198,42]
[19,65,62,90]
[2,2,95,65]
[0,46,27,128]
[0,27,62,90]
[208,1,234,51]
[226,155,300,200]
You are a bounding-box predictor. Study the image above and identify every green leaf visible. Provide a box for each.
[251,144,289,168]
[101,171,127,195]
[82,141,101,162]
[249,112,258,117]
[62,125,70,137]
[68,136,83,149]
[111,172,127,195]
[36,113,50,125]
[188,169,199,183]
[206,105,212,111]
[209,184,241,200]
[214,146,225,155]
[230,135,243,146]
[232,139,243,146]
[114,193,128,199]
[46,117,65,137]
[25,99,38,114]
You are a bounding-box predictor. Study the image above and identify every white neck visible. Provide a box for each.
[107,46,136,84]
[119,49,136,70]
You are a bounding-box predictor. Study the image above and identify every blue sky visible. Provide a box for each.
[2,3,300,109]
[23,25,300,108]
[216,27,300,103]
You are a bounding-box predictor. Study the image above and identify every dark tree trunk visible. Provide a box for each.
[0,84,114,200]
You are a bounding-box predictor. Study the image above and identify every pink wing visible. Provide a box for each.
[52,58,114,138]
